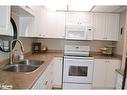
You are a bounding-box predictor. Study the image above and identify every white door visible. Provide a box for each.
[0,6,11,36]
[43,10,65,38]
[93,13,106,40]
[19,17,34,37]
[52,57,63,88]
[32,6,45,37]
[105,60,121,88]
[66,12,92,25]
[106,14,119,41]
[63,58,93,83]
[93,59,121,89]
[56,12,65,38]
[93,59,107,89]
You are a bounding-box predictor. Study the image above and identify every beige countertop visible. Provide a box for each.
[91,52,122,60]
[0,51,63,89]
[0,51,122,89]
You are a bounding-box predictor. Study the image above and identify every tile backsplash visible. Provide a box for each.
[0,37,34,61]
[37,39,115,52]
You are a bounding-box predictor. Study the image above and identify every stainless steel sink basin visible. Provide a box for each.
[2,64,38,73]
[19,60,44,67]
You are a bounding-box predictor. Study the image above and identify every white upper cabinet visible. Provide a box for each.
[12,6,35,37]
[66,12,93,25]
[0,6,11,36]
[93,13,119,41]
[19,17,35,37]
[30,6,45,37]
[42,10,65,38]
[93,13,106,40]
[106,14,119,41]
[56,12,66,38]
[11,6,34,17]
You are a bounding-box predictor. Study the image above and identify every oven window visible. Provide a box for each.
[69,66,88,76]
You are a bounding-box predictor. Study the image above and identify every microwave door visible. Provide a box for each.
[65,25,87,40]
[65,30,87,40]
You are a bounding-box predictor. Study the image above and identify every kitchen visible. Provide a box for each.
[0,3,127,90]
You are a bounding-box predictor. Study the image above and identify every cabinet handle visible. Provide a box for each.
[38,34,41,36]
[105,61,109,63]
[44,81,48,85]
[105,61,110,63]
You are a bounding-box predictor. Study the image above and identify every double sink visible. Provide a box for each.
[2,60,44,73]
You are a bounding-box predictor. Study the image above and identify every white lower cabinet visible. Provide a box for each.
[93,59,121,89]
[32,63,53,89]
[115,73,127,89]
[32,57,63,89]
[52,57,63,88]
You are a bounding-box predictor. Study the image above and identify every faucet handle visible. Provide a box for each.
[19,52,24,61]
[12,49,18,63]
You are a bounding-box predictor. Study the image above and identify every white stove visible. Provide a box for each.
[63,45,94,89]
[64,45,90,57]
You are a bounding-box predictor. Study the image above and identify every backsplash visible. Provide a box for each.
[37,39,115,52]
[0,37,34,61]
[0,37,117,62]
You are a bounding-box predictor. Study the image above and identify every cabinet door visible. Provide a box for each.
[93,59,121,89]
[19,17,35,37]
[93,59,107,89]
[31,6,46,37]
[106,60,121,89]
[93,13,106,40]
[43,10,65,38]
[106,14,119,41]
[52,57,63,88]
[44,10,57,38]
[32,63,53,89]
[56,12,65,38]
[66,12,92,25]
[0,6,11,36]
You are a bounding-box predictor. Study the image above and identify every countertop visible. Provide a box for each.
[0,51,63,89]
[91,52,122,60]
[0,51,122,89]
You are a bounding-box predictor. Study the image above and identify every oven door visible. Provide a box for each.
[63,57,94,83]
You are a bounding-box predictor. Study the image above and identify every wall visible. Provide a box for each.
[0,12,34,62]
[121,11,127,69]
[37,38,114,52]
[0,37,34,61]
[115,11,126,55]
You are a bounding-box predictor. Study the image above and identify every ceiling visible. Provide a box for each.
[91,6,127,13]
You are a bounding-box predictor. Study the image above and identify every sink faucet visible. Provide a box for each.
[10,39,25,64]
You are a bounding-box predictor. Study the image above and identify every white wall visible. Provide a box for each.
[115,11,126,55]
[38,39,114,52]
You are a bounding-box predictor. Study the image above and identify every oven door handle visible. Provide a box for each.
[64,56,94,60]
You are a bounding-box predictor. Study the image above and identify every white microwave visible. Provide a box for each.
[65,25,93,40]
